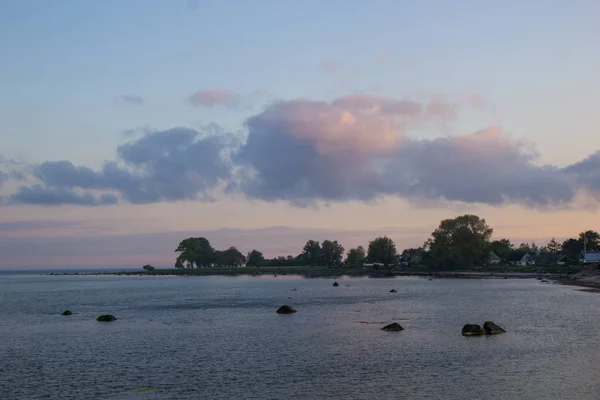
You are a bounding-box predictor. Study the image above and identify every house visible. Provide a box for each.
[579,251,600,264]
[397,254,410,266]
[488,251,501,265]
[507,252,536,266]
[550,254,571,265]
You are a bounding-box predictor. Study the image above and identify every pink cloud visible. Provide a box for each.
[187,89,238,107]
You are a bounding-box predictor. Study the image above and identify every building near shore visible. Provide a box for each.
[579,251,600,264]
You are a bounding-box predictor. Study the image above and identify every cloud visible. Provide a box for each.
[319,60,337,73]
[0,169,7,189]
[11,126,237,205]
[187,89,238,107]
[9,185,119,206]
[0,220,86,233]
[4,94,600,208]
[234,95,596,207]
[563,151,600,192]
[118,95,144,105]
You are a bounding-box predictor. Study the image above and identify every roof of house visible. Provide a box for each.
[489,251,501,260]
[552,254,570,261]
[507,251,532,262]
[582,251,600,262]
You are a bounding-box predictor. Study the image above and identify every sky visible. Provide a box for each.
[0,0,599,268]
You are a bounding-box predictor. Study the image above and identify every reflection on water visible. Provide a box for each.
[1,274,600,399]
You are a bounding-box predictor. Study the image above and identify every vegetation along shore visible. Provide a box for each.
[52,214,600,287]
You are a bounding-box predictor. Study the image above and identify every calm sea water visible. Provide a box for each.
[1,273,600,400]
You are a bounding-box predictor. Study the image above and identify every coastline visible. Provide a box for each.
[42,264,600,292]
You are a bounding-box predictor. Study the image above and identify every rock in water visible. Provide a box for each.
[381,322,404,331]
[276,305,297,314]
[389,289,397,293]
[61,310,72,316]
[462,324,485,336]
[96,314,117,322]
[332,282,339,287]
[483,321,506,335]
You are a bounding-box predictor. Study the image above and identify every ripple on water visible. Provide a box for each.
[2,275,600,399]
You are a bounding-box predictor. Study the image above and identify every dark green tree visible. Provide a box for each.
[302,240,322,265]
[216,246,245,267]
[546,237,561,254]
[142,264,155,271]
[425,214,493,269]
[561,238,581,260]
[580,230,600,251]
[174,237,216,268]
[367,236,397,267]
[345,246,366,268]
[489,239,513,261]
[321,240,345,267]
[246,249,264,267]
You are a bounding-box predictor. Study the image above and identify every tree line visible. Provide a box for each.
[173,215,600,270]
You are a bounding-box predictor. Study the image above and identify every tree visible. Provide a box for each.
[246,249,264,267]
[321,240,345,267]
[346,246,366,268]
[489,239,513,261]
[580,230,600,252]
[425,214,493,269]
[546,237,561,254]
[518,242,539,255]
[301,240,322,265]
[367,236,397,267]
[142,264,155,271]
[174,237,216,268]
[561,238,581,260]
[174,259,185,269]
[216,246,245,267]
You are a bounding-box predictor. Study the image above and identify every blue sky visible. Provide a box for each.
[0,0,599,268]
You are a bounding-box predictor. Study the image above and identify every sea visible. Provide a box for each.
[1,271,600,399]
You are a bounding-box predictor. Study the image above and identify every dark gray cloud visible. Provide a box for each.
[562,151,600,192]
[384,128,575,206]
[4,95,600,208]
[118,95,144,105]
[11,127,237,205]
[9,184,119,206]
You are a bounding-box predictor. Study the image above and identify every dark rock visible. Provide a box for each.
[61,310,72,316]
[483,321,506,335]
[381,322,404,331]
[96,314,117,322]
[276,305,297,314]
[389,289,397,293]
[332,282,339,287]
[462,324,485,336]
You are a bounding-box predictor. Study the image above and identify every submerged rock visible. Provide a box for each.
[96,314,117,322]
[61,310,72,316]
[389,289,397,293]
[276,305,297,314]
[462,324,485,336]
[381,322,404,331]
[332,282,339,287]
[483,321,506,335]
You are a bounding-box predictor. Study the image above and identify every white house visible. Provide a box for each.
[508,252,536,266]
[580,251,600,264]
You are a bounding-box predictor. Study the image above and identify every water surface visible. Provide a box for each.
[1,274,599,399]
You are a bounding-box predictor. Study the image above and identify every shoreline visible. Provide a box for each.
[46,268,573,280]
[43,266,600,291]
